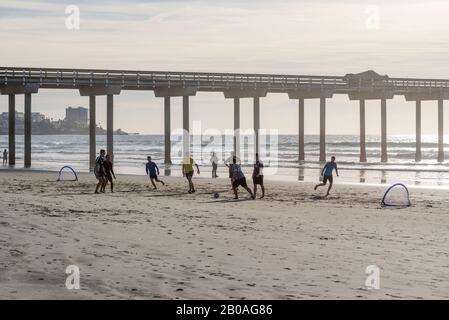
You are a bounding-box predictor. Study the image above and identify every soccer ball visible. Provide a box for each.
[213,192,219,199]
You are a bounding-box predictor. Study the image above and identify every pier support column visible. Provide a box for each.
[164,96,172,165]
[359,99,367,162]
[319,98,326,162]
[182,95,190,159]
[234,98,240,158]
[381,98,388,162]
[89,95,96,171]
[107,94,114,160]
[438,99,444,162]
[8,94,15,166]
[24,93,32,168]
[298,98,305,162]
[253,97,260,156]
[415,100,422,162]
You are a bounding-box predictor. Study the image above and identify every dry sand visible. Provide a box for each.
[0,170,448,299]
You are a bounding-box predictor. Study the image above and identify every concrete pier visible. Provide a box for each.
[359,100,367,162]
[234,97,240,157]
[5,67,449,168]
[8,94,15,166]
[319,98,326,162]
[107,94,114,159]
[381,98,387,162]
[183,95,190,158]
[438,99,444,162]
[415,100,422,162]
[298,98,305,161]
[253,97,260,156]
[164,96,172,164]
[24,93,32,168]
[89,95,96,171]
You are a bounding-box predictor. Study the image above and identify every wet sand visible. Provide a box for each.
[0,170,448,299]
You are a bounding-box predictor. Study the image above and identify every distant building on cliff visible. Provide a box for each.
[0,107,128,135]
[65,107,88,126]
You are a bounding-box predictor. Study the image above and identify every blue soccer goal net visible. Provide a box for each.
[57,166,78,181]
[381,183,411,207]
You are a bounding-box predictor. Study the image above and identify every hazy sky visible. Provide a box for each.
[1,0,449,134]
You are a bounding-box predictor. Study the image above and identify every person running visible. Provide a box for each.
[101,154,116,193]
[3,149,8,165]
[252,153,265,198]
[314,156,339,197]
[94,149,106,194]
[182,155,200,194]
[232,157,255,200]
[210,152,219,178]
[146,156,165,189]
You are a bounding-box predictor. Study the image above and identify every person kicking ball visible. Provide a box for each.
[231,157,255,200]
[314,156,339,197]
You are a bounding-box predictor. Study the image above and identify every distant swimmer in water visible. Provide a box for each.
[314,156,339,197]
[146,156,165,190]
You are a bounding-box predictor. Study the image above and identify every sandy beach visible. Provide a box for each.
[0,170,449,299]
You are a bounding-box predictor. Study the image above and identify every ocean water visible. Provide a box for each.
[2,134,449,188]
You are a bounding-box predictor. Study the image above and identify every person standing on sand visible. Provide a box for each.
[101,154,116,193]
[225,152,240,187]
[232,157,255,200]
[182,154,200,194]
[314,156,339,197]
[94,149,106,194]
[210,152,219,178]
[252,153,265,198]
[146,156,165,190]
[3,149,8,165]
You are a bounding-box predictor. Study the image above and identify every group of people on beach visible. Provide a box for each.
[92,149,339,198]
[92,149,269,199]
[94,149,116,194]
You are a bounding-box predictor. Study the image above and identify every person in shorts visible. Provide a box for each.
[210,152,219,178]
[3,149,8,165]
[182,155,200,194]
[94,149,106,194]
[252,153,265,198]
[101,154,116,193]
[231,157,255,200]
[314,156,339,197]
[146,156,165,190]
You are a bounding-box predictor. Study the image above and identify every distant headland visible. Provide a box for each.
[0,106,130,135]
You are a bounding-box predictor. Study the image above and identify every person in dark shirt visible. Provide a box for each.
[94,149,106,194]
[314,156,339,197]
[101,154,116,193]
[252,153,265,198]
[146,156,165,190]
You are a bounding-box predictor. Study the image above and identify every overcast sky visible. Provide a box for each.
[1,0,449,134]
